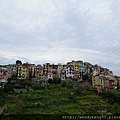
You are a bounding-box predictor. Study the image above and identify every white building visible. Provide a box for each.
[66,66,74,79]
[93,70,98,76]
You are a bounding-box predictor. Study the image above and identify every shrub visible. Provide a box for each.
[110,103,120,115]
[86,87,98,93]
[48,79,52,84]
[4,84,14,93]
[82,74,88,80]
[30,84,43,90]
[53,78,58,84]
[0,87,4,96]
[62,81,67,87]
[58,78,61,84]
[99,91,120,105]
[75,87,83,95]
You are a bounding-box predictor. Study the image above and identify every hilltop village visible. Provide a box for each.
[0,60,120,92]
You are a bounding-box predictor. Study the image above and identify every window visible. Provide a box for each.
[101,79,102,84]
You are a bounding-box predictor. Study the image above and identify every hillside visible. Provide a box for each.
[2,80,120,119]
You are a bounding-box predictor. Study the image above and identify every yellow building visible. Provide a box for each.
[74,61,82,73]
[57,64,63,78]
[67,60,83,73]
[17,64,30,79]
[92,76,106,92]
[30,64,35,77]
[43,63,50,75]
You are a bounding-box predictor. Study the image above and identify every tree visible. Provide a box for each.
[62,81,67,87]
[75,87,83,95]
[53,78,58,84]
[16,60,22,65]
[58,78,61,84]
[110,103,120,115]
[82,74,88,80]
[4,84,14,93]
[48,79,52,84]
[0,87,4,96]
[0,88,5,107]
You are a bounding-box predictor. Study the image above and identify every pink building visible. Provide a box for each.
[50,64,58,78]
[74,73,81,80]
[36,67,43,75]
[35,65,43,79]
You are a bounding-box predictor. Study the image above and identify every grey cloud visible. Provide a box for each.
[0,0,120,75]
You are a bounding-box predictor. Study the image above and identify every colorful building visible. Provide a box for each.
[92,76,106,92]
[17,63,30,79]
[66,65,74,79]
[0,68,8,86]
[35,65,43,79]
[43,63,50,75]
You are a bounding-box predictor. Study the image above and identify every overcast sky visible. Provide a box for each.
[0,0,120,75]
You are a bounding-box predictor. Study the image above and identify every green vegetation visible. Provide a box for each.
[1,76,120,119]
[82,74,92,84]
[48,78,61,84]
[99,91,120,114]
